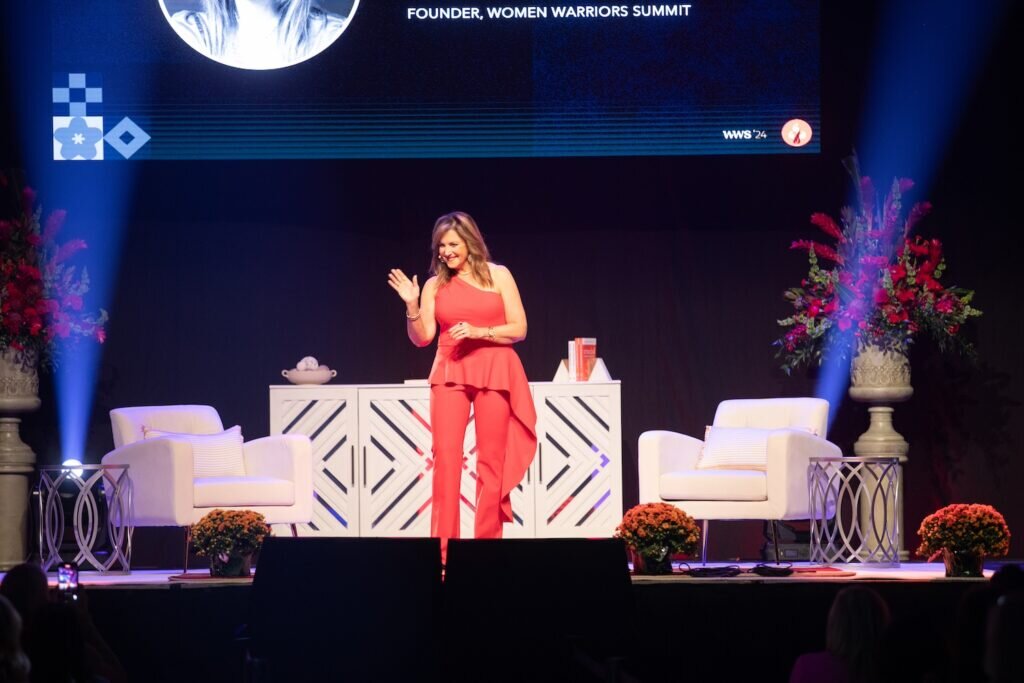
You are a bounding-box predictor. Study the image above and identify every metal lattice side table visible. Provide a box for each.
[37,465,133,573]
[808,456,901,567]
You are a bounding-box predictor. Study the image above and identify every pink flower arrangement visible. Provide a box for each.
[774,156,981,373]
[917,503,1010,561]
[0,170,107,367]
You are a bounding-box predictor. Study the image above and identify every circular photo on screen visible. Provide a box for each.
[159,0,358,70]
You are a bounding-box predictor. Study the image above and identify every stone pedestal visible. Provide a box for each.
[0,419,36,569]
[853,407,909,457]
[849,343,911,561]
[0,350,41,570]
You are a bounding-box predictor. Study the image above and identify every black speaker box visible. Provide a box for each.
[246,536,442,682]
[443,538,635,682]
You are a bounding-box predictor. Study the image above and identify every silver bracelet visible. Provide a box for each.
[406,310,421,322]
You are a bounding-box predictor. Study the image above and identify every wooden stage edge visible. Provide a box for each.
[5,560,1010,589]
[3,560,1018,682]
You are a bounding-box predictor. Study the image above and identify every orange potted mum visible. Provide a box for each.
[615,503,700,575]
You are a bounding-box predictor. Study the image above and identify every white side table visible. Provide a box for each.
[808,456,901,567]
[37,465,133,573]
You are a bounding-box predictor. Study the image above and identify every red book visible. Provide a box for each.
[575,337,597,381]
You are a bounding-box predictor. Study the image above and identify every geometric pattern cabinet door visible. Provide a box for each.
[531,382,622,538]
[356,387,435,537]
[270,386,359,536]
[355,386,532,539]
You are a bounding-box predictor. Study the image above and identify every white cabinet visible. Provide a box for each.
[270,381,621,539]
[270,386,358,536]
[532,383,623,538]
[355,387,434,537]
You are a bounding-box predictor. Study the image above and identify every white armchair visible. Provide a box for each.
[638,398,840,562]
[101,405,313,535]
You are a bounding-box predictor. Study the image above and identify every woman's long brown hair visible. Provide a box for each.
[429,211,494,288]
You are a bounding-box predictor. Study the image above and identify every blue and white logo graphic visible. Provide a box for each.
[53,115,105,160]
[104,117,151,159]
[53,73,103,160]
[52,73,150,160]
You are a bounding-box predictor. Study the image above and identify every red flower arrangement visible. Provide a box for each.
[917,503,1010,561]
[774,156,981,373]
[0,170,107,367]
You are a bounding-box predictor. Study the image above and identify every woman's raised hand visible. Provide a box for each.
[388,269,420,304]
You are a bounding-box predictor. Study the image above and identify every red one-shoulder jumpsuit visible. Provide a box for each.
[428,276,537,558]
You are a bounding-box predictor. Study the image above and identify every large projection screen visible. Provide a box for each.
[48,1,821,160]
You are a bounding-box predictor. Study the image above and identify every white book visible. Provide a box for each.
[568,340,577,381]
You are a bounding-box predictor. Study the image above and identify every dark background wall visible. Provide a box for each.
[4,1,1022,558]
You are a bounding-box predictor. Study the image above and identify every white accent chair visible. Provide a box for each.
[638,398,841,563]
[101,405,313,566]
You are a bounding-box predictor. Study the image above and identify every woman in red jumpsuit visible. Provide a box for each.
[388,212,537,562]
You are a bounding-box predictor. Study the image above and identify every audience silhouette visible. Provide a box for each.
[985,591,1024,683]
[0,564,125,683]
[0,595,30,683]
[790,586,890,683]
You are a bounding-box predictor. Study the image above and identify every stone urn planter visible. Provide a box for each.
[849,342,912,561]
[849,342,913,457]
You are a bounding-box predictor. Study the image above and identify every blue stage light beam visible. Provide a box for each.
[857,0,1009,188]
[49,165,136,463]
[2,1,144,464]
[814,0,1011,428]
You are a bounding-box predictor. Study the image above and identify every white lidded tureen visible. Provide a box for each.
[281,356,336,385]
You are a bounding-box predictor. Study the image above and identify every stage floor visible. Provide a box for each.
[4,560,992,588]
[1,560,1009,682]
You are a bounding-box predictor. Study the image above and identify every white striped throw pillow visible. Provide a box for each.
[143,425,245,478]
[697,426,772,471]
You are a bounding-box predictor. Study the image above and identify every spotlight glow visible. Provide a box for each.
[61,458,84,479]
